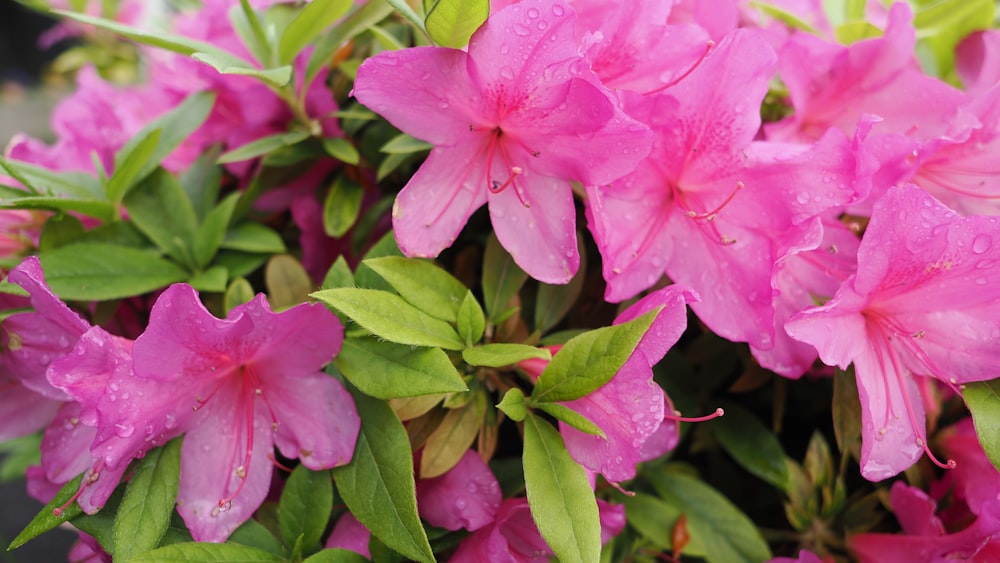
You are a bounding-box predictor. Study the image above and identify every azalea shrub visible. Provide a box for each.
[2,0,1000,561]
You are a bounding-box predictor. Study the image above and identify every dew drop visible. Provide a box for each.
[526,7,539,18]
[164,414,178,430]
[114,423,135,438]
[437,99,450,109]
[500,44,510,55]
[972,234,992,254]
[499,66,515,80]
[551,4,564,16]
[537,20,548,30]
[795,192,810,205]
[512,23,530,37]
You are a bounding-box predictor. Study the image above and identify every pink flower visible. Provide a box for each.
[519,285,700,482]
[786,185,1000,481]
[352,0,652,283]
[128,284,360,541]
[956,30,1000,97]
[417,449,502,532]
[325,512,372,558]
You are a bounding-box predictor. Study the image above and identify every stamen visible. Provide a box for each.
[685,182,744,222]
[645,40,716,95]
[54,461,104,516]
[489,166,523,194]
[664,408,725,423]
[267,453,294,473]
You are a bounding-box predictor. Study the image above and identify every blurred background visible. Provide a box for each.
[1,2,78,560]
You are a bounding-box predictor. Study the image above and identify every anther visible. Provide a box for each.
[490,166,523,194]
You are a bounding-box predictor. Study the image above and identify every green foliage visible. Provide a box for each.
[530,310,656,403]
[425,0,489,48]
[462,343,550,368]
[333,387,434,563]
[112,439,182,560]
[362,256,469,322]
[523,413,601,563]
[278,0,354,65]
[8,475,84,550]
[964,378,1000,472]
[39,243,188,300]
[335,337,468,399]
[278,465,333,552]
[712,401,790,490]
[121,542,286,562]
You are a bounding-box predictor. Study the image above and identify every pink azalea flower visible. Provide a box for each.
[417,449,502,531]
[850,481,1000,562]
[766,3,967,144]
[127,284,360,541]
[786,185,1000,481]
[587,28,859,350]
[519,285,701,482]
[449,497,624,562]
[352,0,652,283]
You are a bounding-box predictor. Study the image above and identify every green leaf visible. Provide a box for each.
[964,378,1000,472]
[384,0,427,34]
[279,465,333,551]
[224,277,256,314]
[535,402,605,437]
[622,492,705,555]
[1,196,116,223]
[482,233,528,322]
[179,148,223,222]
[0,434,42,481]
[380,133,433,155]
[321,256,355,290]
[834,21,882,44]
[462,343,550,368]
[265,254,312,310]
[335,337,467,399]
[353,231,404,291]
[913,0,993,77]
[229,1,273,66]
[530,311,656,403]
[218,131,310,164]
[112,439,182,560]
[188,265,229,293]
[712,402,790,491]
[425,0,488,48]
[304,0,395,88]
[323,173,365,238]
[109,91,216,201]
[122,542,286,562]
[363,256,468,322]
[534,238,585,333]
[8,474,84,550]
[748,2,820,33]
[107,129,163,205]
[279,0,354,64]
[191,52,293,87]
[332,386,434,563]
[832,366,862,459]
[322,138,361,165]
[124,168,199,267]
[0,157,103,199]
[312,287,465,349]
[496,387,527,422]
[221,223,287,253]
[648,469,772,563]
[39,243,188,301]
[420,391,486,478]
[71,486,123,553]
[303,549,370,563]
[456,290,485,346]
[523,413,601,563]
[193,193,240,268]
[228,518,286,557]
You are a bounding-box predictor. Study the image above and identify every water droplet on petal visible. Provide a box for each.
[114,423,134,438]
[972,234,992,254]
[551,4,565,16]
[499,66,515,80]
[526,7,539,18]
[537,20,548,30]
[512,23,530,36]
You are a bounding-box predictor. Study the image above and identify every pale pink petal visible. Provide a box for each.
[417,449,501,531]
[40,402,95,486]
[268,372,359,470]
[956,30,1000,96]
[392,144,489,259]
[614,284,698,363]
[0,379,60,441]
[176,382,275,543]
[488,171,578,284]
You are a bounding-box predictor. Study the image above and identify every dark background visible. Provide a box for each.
[1,2,78,561]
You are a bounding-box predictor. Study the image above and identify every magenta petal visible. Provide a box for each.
[417,449,501,531]
[268,372,359,470]
[0,378,60,441]
[889,482,946,536]
[392,144,489,259]
[614,284,698,364]
[560,353,664,482]
[133,284,256,381]
[488,171,578,283]
[325,512,371,557]
[40,402,95,486]
[353,47,479,145]
[235,299,343,380]
[176,383,275,543]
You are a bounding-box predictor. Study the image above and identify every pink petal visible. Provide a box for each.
[176,382,275,543]
[0,378,60,441]
[268,372,359,470]
[391,143,489,259]
[614,284,698,364]
[325,512,371,557]
[417,449,501,531]
[40,402,95,486]
[889,482,945,536]
[488,170,578,284]
[353,47,479,145]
